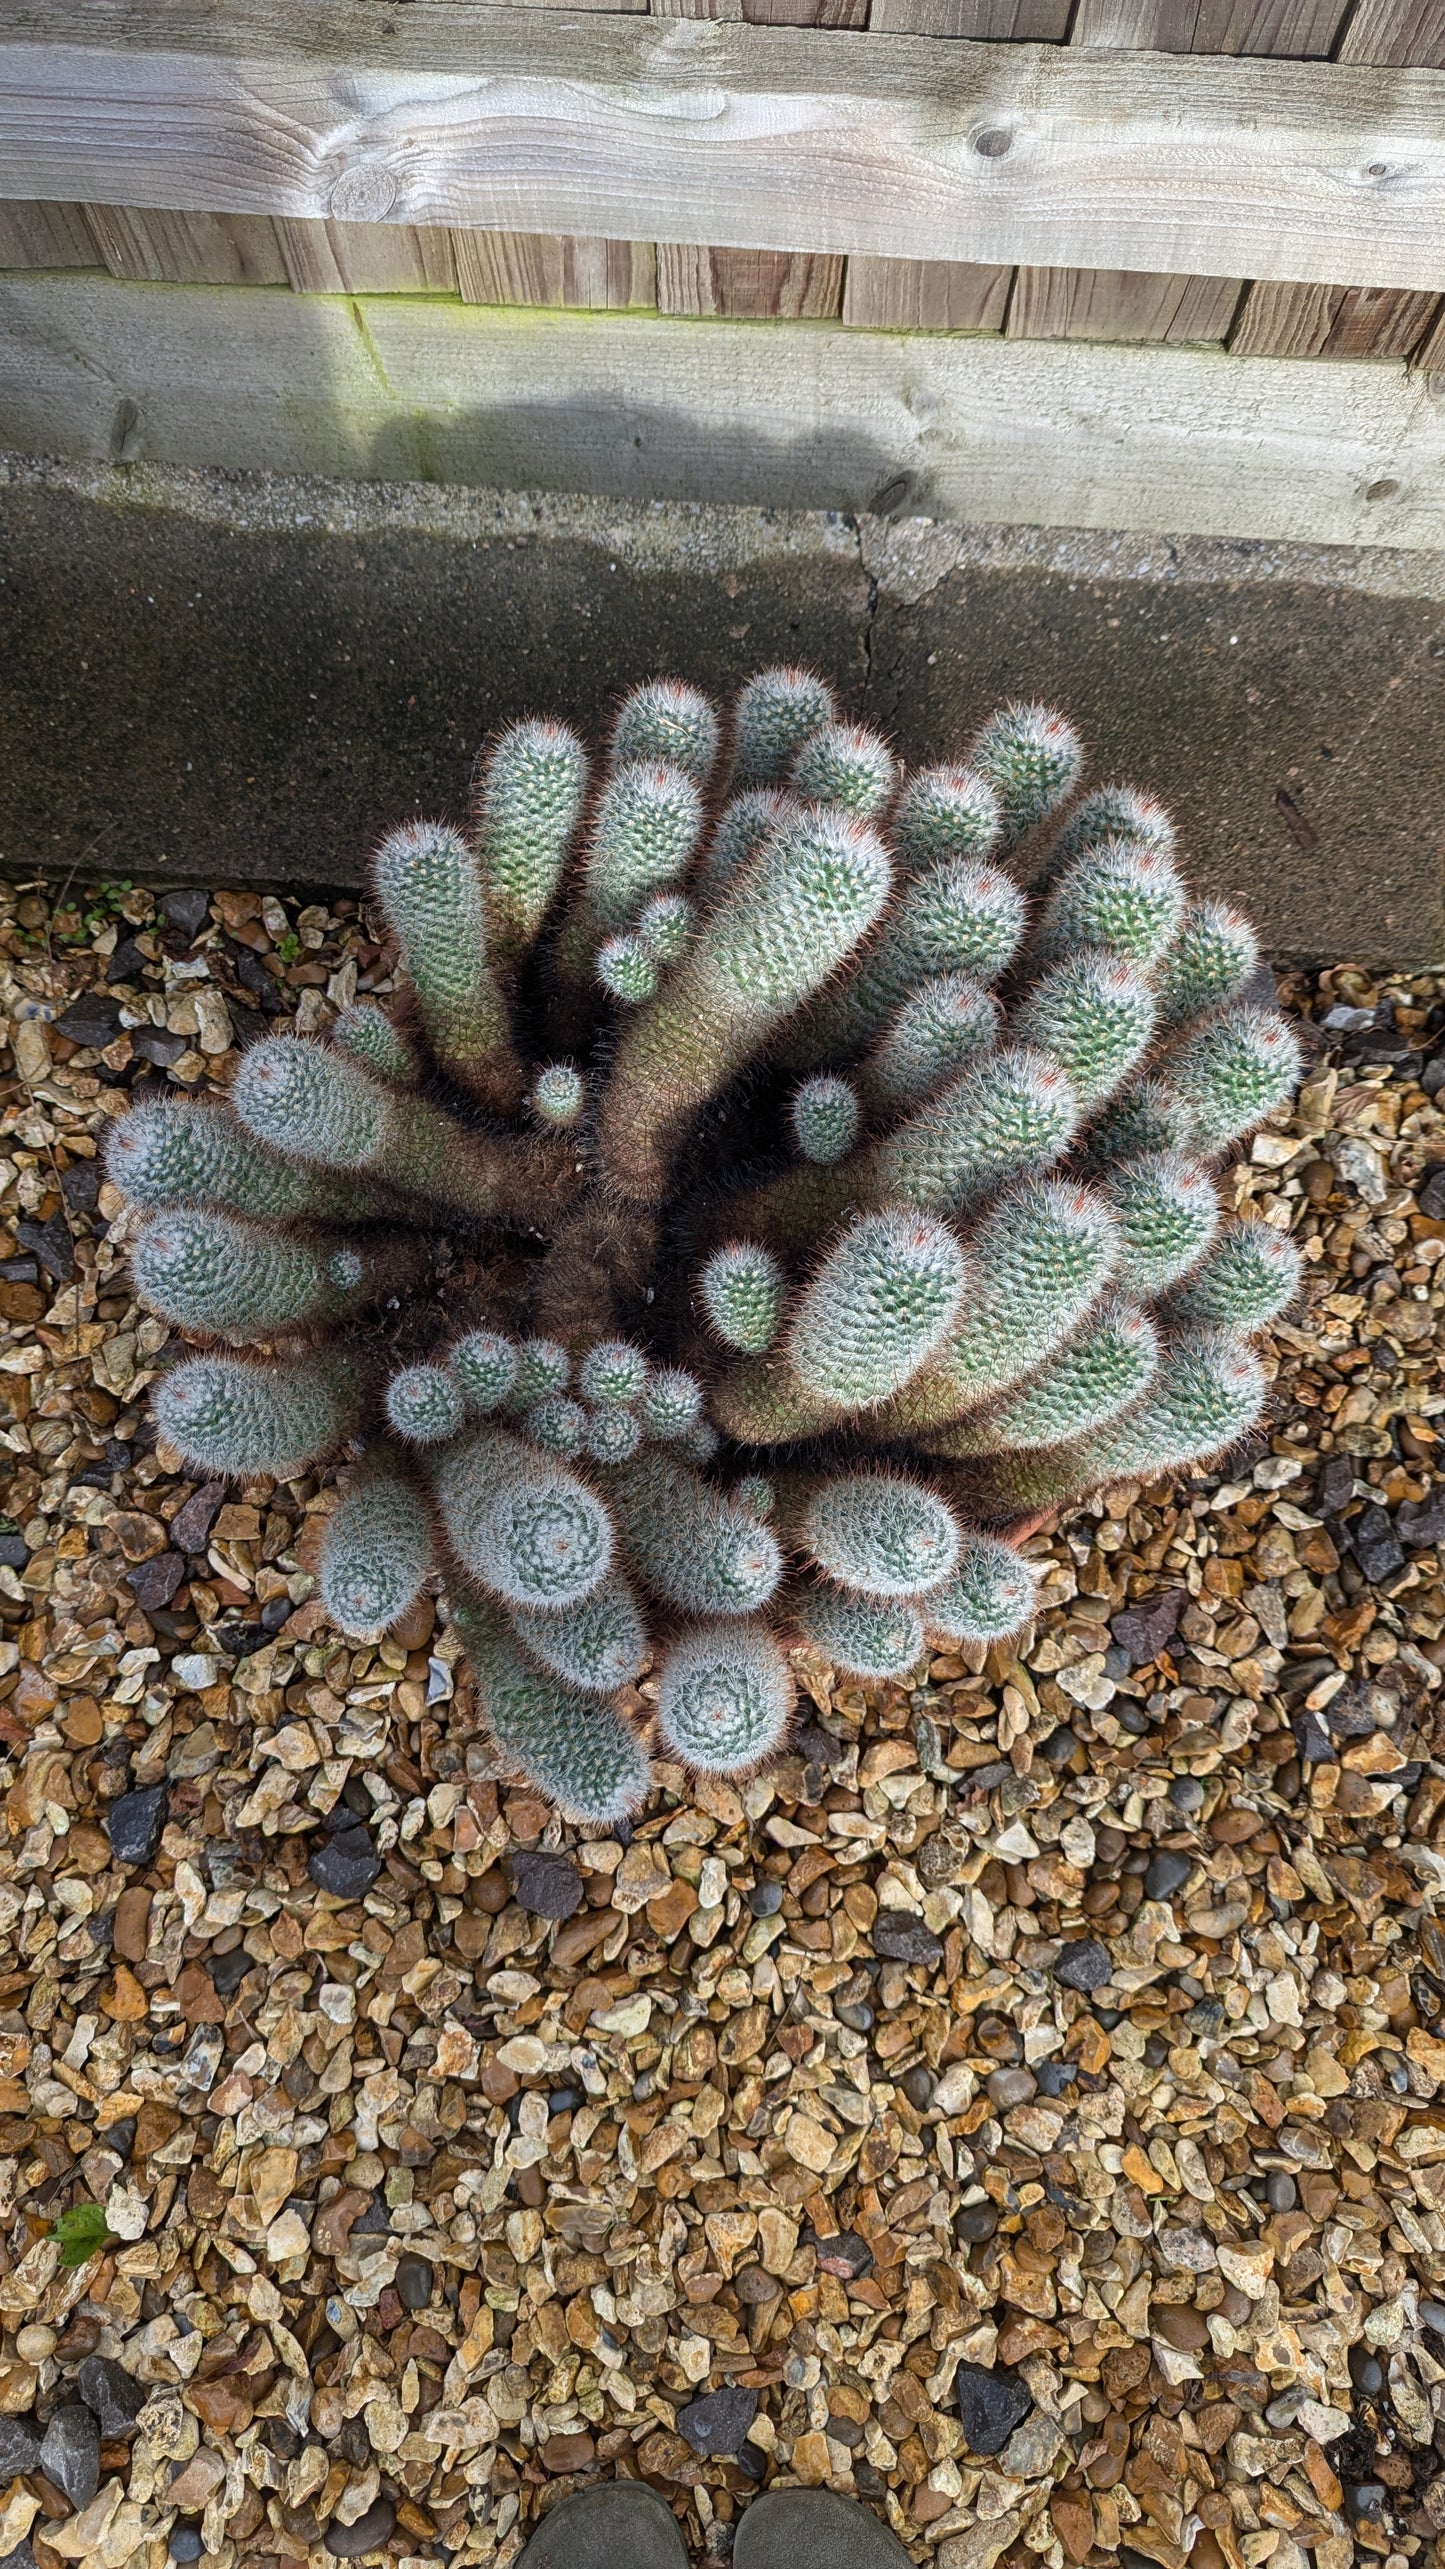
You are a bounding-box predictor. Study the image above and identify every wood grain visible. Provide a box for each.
[870,0,1071,35]
[1070,0,1349,48]
[275,220,457,294]
[1230,279,1441,358]
[1336,1,1445,67]
[1,6,1443,290]
[0,201,99,268]
[1008,266,1243,340]
[454,232,657,307]
[657,245,843,315]
[4,273,1443,551]
[842,255,1011,329]
[85,204,287,286]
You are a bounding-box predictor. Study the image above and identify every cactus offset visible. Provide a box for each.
[114,664,1300,1816]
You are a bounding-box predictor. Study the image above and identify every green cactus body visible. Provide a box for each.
[1013,955,1156,1112]
[1163,1008,1304,1155]
[892,765,1001,877]
[791,1076,860,1165]
[1166,1220,1302,1328]
[967,1328,1266,1520]
[866,1047,1078,1216]
[1030,837,1185,971]
[513,1572,648,1692]
[531,1064,587,1127]
[598,805,890,1201]
[373,820,522,1110]
[640,1367,703,1438]
[471,718,589,968]
[737,1475,775,1518]
[596,935,658,1004]
[970,703,1083,845]
[1103,1153,1219,1294]
[579,1340,650,1405]
[802,1470,960,1597]
[451,1330,520,1412]
[526,1394,588,1455]
[789,854,1026,1070]
[925,1297,1159,1456]
[107,1097,380,1226]
[732,668,836,784]
[585,1407,643,1466]
[697,788,795,894]
[513,1340,571,1407]
[1154,899,1259,1030]
[610,1453,782,1615]
[558,761,705,986]
[860,975,1000,1114]
[154,1348,364,1479]
[319,1457,433,1636]
[637,895,693,964]
[333,1003,419,1086]
[872,1180,1118,1434]
[792,1581,924,1679]
[454,1591,650,1826]
[699,1242,784,1352]
[786,1210,969,1412]
[1079,1076,1194,1172]
[1035,785,1175,890]
[922,1537,1039,1643]
[134,1208,423,1343]
[656,1621,795,1772]
[386,1363,465,1444]
[611,680,719,783]
[791,724,898,819]
[434,1426,613,1606]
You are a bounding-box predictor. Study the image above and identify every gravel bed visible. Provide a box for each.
[0,879,1443,2569]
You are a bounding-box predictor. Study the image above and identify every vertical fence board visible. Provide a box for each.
[1071,0,1346,44]
[452,232,657,309]
[841,254,1011,328]
[870,0,1070,32]
[657,246,844,317]
[275,221,457,294]
[84,205,287,286]
[1335,1,1445,64]
[1008,266,1242,338]
[1231,280,1440,356]
[740,0,869,22]
[0,202,99,268]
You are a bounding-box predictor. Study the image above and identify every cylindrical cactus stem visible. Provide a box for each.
[1028,836,1186,972]
[655,1621,795,1773]
[597,804,891,1203]
[372,820,524,1112]
[737,1475,775,1518]
[154,1348,364,1480]
[106,1097,389,1226]
[1078,1075,1195,1172]
[968,702,1083,846]
[790,1580,925,1680]
[731,667,836,786]
[1154,898,1259,1031]
[1165,1219,1302,1328]
[859,975,1000,1115]
[697,788,796,895]
[960,1327,1266,1521]
[797,1469,961,1597]
[1011,955,1156,1112]
[699,1242,785,1354]
[530,1064,587,1128]
[596,935,659,1005]
[512,1341,571,1407]
[784,854,1026,1070]
[578,1340,650,1406]
[790,724,898,819]
[1161,1007,1303,1155]
[790,1076,860,1166]
[1102,1153,1219,1294]
[867,1179,1118,1435]
[526,1395,588,1456]
[450,1329,520,1414]
[609,1453,782,1615]
[386,1363,466,1445]
[892,765,1001,877]
[133,1209,426,1343]
[554,762,704,989]
[1033,784,1175,892]
[636,895,693,965]
[922,1536,1039,1645]
[584,1407,643,1467]
[923,1297,1159,1458]
[233,1036,576,1228]
[470,717,589,970]
[865,1046,1079,1217]
[454,1590,650,1827]
[611,680,719,785]
[512,1571,648,1693]
[332,1003,420,1087]
[640,1367,703,1440]
[434,1425,612,1606]
[319,1452,433,1637]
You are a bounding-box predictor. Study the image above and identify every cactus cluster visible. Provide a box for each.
[112,670,1303,1825]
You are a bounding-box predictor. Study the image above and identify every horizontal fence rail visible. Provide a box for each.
[2,5,1445,288]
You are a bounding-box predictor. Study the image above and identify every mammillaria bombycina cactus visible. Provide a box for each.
[115,670,1303,1824]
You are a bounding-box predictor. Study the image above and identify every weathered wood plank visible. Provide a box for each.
[1415,306,1445,371]
[1230,279,1441,358]
[1070,0,1348,49]
[841,255,1010,329]
[0,6,1443,291]
[453,232,657,307]
[275,220,457,294]
[85,204,287,286]
[657,245,843,315]
[3,274,1443,552]
[870,1,1071,36]
[1336,1,1445,67]
[0,201,99,269]
[1007,266,1242,339]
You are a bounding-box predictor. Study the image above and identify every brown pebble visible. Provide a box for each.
[542,2432,595,2474]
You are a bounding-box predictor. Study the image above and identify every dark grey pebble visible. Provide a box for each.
[901,2066,934,2111]
[325,2498,398,2558]
[39,2402,101,2508]
[55,992,124,1050]
[676,2386,759,2457]
[747,1880,783,1918]
[1051,1938,1112,1994]
[1144,1850,1193,1901]
[955,2360,1032,2455]
[871,1914,943,1968]
[396,2254,434,2311]
[309,1827,381,1899]
[1109,1589,1185,1669]
[0,2418,40,2477]
[509,1850,584,1920]
[811,2230,874,2281]
[169,2531,205,2563]
[78,2354,151,2438]
[106,1784,167,1867]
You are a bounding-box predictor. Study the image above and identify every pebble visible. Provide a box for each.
[955,2362,1033,2455]
[1349,2346,1386,2396]
[900,2064,934,2111]
[1050,1937,1112,1993]
[676,2387,760,2456]
[325,2499,397,2557]
[509,1849,584,1919]
[985,2066,1036,2109]
[870,1913,943,1967]
[811,2231,874,2281]
[1143,1848,1193,1900]
[78,2356,151,2438]
[169,2534,204,2564]
[308,1825,381,1898]
[395,2253,434,2311]
[105,1783,167,1865]
[747,1880,783,1917]
[38,2402,101,2508]
[0,2419,40,2477]
[13,2326,55,2362]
